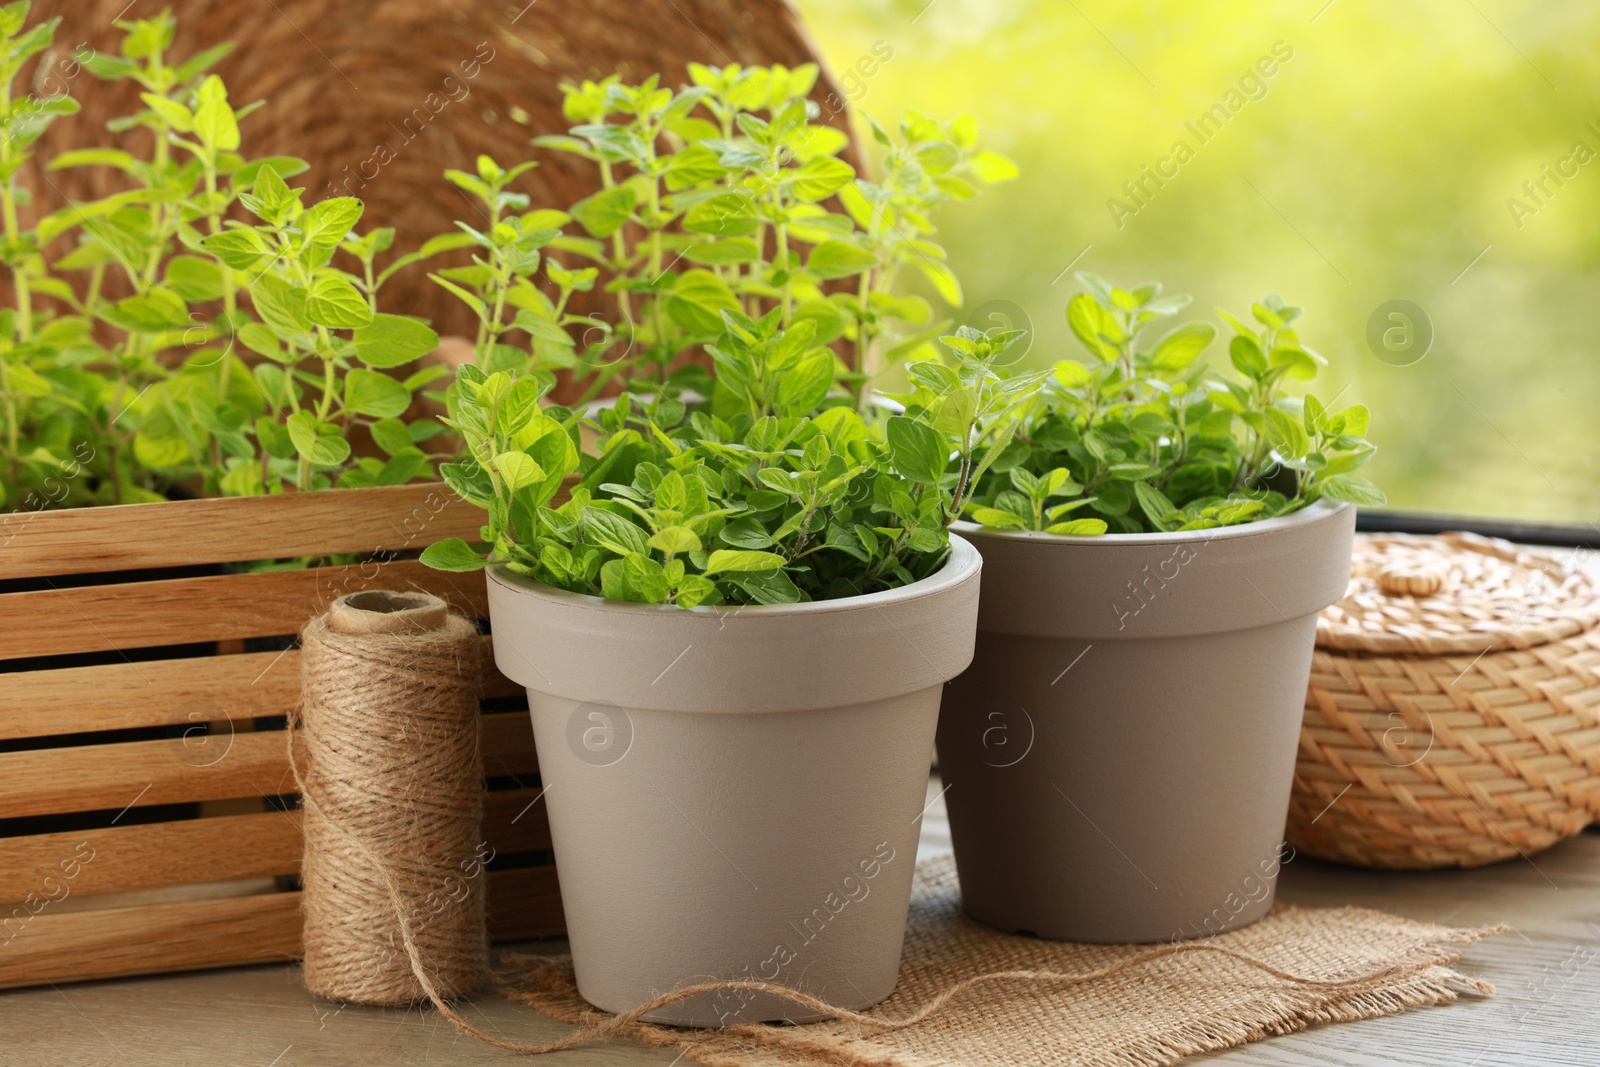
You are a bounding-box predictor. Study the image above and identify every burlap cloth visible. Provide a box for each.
[493,856,1501,1067]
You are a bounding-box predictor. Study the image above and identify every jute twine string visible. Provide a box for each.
[483,859,1503,1066]
[292,591,1495,1057]
[404,944,1478,1057]
[293,590,488,1006]
[327,907,1491,1057]
[476,947,1465,1055]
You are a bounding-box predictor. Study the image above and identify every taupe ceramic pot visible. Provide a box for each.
[487,537,981,1027]
[938,502,1354,943]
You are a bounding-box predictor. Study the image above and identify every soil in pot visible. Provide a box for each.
[487,536,982,1026]
[937,503,1354,944]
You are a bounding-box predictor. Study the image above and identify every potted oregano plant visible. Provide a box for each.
[422,65,1021,1026]
[0,8,446,514]
[425,63,1013,406]
[935,276,1380,943]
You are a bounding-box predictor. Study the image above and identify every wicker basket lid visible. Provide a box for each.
[1316,532,1600,654]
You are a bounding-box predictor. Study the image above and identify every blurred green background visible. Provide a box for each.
[793,0,1600,525]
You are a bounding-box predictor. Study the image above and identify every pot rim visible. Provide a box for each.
[487,532,981,620]
[952,499,1351,547]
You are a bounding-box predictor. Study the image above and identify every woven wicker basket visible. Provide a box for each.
[1287,532,1600,869]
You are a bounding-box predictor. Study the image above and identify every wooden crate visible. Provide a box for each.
[0,483,563,990]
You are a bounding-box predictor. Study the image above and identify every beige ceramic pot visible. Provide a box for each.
[938,502,1354,943]
[487,536,981,1026]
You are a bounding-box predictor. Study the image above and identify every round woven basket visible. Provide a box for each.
[1287,532,1600,869]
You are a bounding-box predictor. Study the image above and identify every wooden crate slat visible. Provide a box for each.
[484,658,526,700]
[0,635,522,741]
[0,715,537,820]
[486,866,565,941]
[0,787,551,903]
[0,483,481,579]
[0,730,292,820]
[0,891,302,990]
[0,649,299,741]
[483,786,553,855]
[482,711,539,780]
[0,867,565,989]
[0,810,303,901]
[0,559,490,661]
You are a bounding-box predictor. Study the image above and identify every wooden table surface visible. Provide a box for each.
[2,778,1595,1067]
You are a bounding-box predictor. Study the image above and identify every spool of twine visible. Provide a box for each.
[294,590,488,1006]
